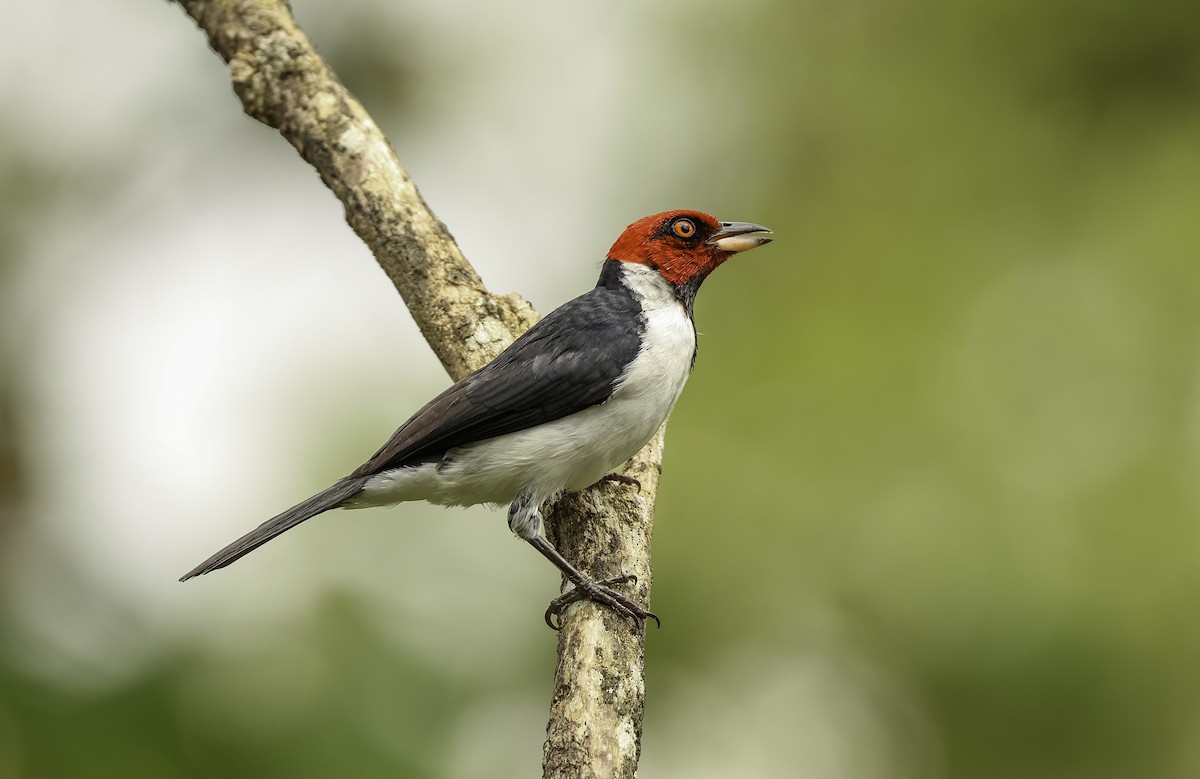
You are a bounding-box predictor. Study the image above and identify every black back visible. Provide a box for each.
[352,262,644,476]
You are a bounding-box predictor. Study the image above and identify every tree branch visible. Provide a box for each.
[176,1,658,776]
[179,0,537,377]
[542,432,662,779]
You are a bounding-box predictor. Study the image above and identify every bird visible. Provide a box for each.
[180,210,772,629]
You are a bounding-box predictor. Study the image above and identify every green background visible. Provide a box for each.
[2,0,1199,776]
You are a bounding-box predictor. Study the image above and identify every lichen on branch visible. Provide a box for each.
[175,2,658,776]
[180,0,536,378]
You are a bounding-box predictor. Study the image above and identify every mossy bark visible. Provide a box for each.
[175,3,658,776]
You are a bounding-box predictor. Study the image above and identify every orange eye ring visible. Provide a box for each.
[672,218,696,239]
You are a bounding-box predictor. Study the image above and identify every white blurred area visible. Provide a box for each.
[0,0,934,777]
[2,0,653,674]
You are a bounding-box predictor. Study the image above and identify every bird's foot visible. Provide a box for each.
[526,536,658,631]
[596,472,641,491]
[544,574,660,631]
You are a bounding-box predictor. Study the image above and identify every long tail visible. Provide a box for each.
[179,476,367,581]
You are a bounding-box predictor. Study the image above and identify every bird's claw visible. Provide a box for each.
[544,574,660,631]
[597,473,641,491]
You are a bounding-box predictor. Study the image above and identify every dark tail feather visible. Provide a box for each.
[179,477,367,581]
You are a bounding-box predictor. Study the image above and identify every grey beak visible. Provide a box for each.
[706,221,773,253]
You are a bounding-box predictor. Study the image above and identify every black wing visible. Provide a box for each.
[351,281,643,477]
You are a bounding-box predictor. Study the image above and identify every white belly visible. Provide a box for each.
[358,268,696,509]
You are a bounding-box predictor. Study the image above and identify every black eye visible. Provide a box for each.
[672,218,697,239]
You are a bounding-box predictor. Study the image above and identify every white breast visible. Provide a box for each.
[359,263,696,509]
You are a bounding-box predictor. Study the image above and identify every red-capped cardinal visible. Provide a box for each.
[181,210,773,629]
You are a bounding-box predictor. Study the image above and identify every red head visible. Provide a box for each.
[607,210,773,286]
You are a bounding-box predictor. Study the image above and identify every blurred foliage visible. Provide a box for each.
[3,0,1200,777]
